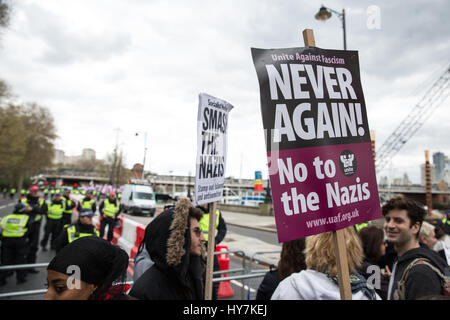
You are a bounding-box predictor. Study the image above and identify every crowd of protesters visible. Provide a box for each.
[43,196,450,300]
[265,196,450,300]
[2,188,450,300]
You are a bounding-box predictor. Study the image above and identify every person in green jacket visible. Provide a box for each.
[0,203,31,285]
[9,187,17,199]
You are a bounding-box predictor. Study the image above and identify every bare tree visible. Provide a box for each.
[0,105,27,187]
[0,103,57,189]
[0,0,10,29]
[106,147,129,187]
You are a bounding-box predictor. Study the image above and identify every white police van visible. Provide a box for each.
[121,182,156,217]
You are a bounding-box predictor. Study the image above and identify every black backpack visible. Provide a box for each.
[394,258,450,300]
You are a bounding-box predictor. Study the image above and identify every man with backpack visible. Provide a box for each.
[383,197,449,300]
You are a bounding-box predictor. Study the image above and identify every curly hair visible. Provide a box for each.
[277,238,307,281]
[382,196,427,232]
[305,227,363,277]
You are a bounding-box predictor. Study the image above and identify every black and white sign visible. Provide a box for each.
[195,93,233,205]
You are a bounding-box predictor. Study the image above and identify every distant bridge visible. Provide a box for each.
[39,172,450,205]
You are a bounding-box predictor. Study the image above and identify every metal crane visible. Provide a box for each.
[375,65,450,173]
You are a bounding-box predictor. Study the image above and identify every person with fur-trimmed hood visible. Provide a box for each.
[129,198,206,300]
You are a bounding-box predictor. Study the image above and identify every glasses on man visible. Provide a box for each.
[192,227,202,237]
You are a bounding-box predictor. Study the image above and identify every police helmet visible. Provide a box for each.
[79,209,95,217]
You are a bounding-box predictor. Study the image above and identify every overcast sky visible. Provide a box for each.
[0,0,449,183]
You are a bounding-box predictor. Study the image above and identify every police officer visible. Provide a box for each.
[55,209,99,252]
[19,185,47,272]
[196,203,227,300]
[40,192,65,251]
[43,186,49,199]
[77,190,97,213]
[62,188,76,227]
[99,192,121,242]
[442,211,450,235]
[0,203,31,285]
[9,187,16,199]
[355,221,371,232]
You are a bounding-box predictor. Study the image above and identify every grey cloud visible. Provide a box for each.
[40,31,131,65]
[20,2,131,65]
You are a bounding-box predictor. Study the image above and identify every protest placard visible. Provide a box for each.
[195,93,233,205]
[251,35,382,243]
[195,93,233,300]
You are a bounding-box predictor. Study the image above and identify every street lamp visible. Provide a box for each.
[135,131,148,173]
[315,5,347,50]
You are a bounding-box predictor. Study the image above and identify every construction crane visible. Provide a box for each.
[375,65,450,173]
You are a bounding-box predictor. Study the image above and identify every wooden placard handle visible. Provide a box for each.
[204,201,217,300]
[302,28,352,300]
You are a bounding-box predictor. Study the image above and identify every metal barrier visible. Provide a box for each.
[213,249,246,298]
[246,250,280,300]
[0,262,49,272]
[0,250,280,300]
[211,249,280,300]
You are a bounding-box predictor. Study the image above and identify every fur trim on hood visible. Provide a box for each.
[131,197,206,300]
[144,197,194,270]
[166,197,191,266]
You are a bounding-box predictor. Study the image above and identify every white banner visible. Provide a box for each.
[195,93,233,205]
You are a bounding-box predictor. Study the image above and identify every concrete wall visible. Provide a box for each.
[217,203,274,216]
[217,203,260,215]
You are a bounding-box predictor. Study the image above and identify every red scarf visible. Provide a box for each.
[98,284,131,300]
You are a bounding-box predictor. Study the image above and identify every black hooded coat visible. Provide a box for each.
[129,198,205,300]
[388,246,448,300]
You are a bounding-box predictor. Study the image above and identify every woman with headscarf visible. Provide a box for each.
[129,197,205,300]
[44,236,131,300]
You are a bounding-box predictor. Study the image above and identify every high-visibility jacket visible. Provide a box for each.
[103,199,120,218]
[355,222,371,232]
[64,198,75,214]
[48,202,65,220]
[20,197,45,222]
[80,199,96,210]
[10,188,16,194]
[198,209,220,242]
[0,214,29,238]
[20,189,26,195]
[442,217,450,231]
[67,224,99,243]
[44,188,49,194]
